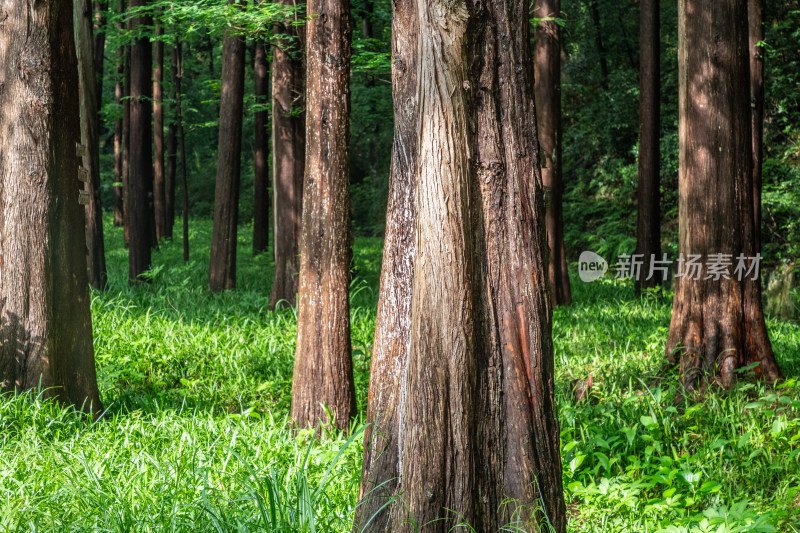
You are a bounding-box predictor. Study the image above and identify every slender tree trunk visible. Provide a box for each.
[269,1,306,308]
[635,0,661,294]
[175,40,190,262]
[590,0,609,88]
[122,44,131,245]
[153,18,167,242]
[667,0,782,389]
[291,0,356,430]
[0,0,102,410]
[93,0,106,112]
[253,40,271,255]
[354,0,566,530]
[128,0,153,282]
[75,0,109,290]
[748,0,764,253]
[113,8,125,228]
[208,11,246,292]
[165,43,177,239]
[534,0,571,306]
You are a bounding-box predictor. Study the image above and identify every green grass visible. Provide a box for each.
[1,217,799,532]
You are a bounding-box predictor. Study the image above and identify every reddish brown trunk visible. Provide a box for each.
[667,0,782,389]
[128,0,153,282]
[748,0,764,253]
[354,0,565,530]
[291,0,356,430]
[76,0,109,291]
[534,0,571,306]
[253,40,270,255]
[0,0,102,409]
[208,16,246,292]
[153,18,167,242]
[635,0,661,294]
[269,1,306,308]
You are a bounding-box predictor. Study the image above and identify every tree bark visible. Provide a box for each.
[75,0,109,290]
[0,0,102,410]
[153,17,167,243]
[269,1,306,308]
[291,0,356,430]
[165,43,177,239]
[253,40,270,255]
[208,11,246,292]
[748,0,764,253]
[113,4,125,229]
[534,0,571,306]
[354,0,566,530]
[122,44,131,245]
[128,0,153,282]
[590,0,609,88]
[93,0,106,112]
[667,0,782,389]
[175,40,190,262]
[635,0,661,294]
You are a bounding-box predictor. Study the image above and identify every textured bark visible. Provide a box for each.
[534,0,571,306]
[113,9,125,229]
[667,0,782,389]
[208,16,246,292]
[165,43,177,239]
[748,0,764,253]
[291,0,356,430]
[175,40,190,262]
[269,1,305,308]
[75,0,109,290]
[153,18,167,242]
[128,0,153,282]
[354,0,566,530]
[635,0,661,294]
[0,0,102,410]
[92,0,106,112]
[253,40,270,255]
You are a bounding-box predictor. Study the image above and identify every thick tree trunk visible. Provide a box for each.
[208,16,246,292]
[0,0,102,410]
[128,0,153,282]
[269,1,306,308]
[75,0,109,290]
[291,0,356,430]
[175,40,190,262]
[748,0,764,253]
[667,0,782,389]
[165,43,177,239]
[253,41,270,255]
[113,15,125,229]
[354,0,566,530]
[635,0,661,294]
[534,0,571,306]
[153,18,167,243]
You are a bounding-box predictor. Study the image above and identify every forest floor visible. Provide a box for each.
[1,217,799,532]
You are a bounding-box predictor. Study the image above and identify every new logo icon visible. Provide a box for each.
[579,251,608,282]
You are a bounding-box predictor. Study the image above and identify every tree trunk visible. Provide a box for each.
[175,40,190,262]
[748,0,764,253]
[75,0,109,290]
[253,40,270,255]
[354,0,566,530]
[269,0,306,308]
[113,8,125,229]
[635,0,661,294]
[93,0,106,112]
[165,43,177,239]
[128,0,153,282]
[590,0,609,88]
[153,17,167,243]
[291,0,356,430]
[122,44,131,245]
[0,0,102,410]
[667,0,782,389]
[534,0,571,306]
[208,13,246,292]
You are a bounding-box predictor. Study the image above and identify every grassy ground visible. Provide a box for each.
[1,217,799,532]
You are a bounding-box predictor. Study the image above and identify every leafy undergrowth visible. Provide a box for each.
[0,217,798,531]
